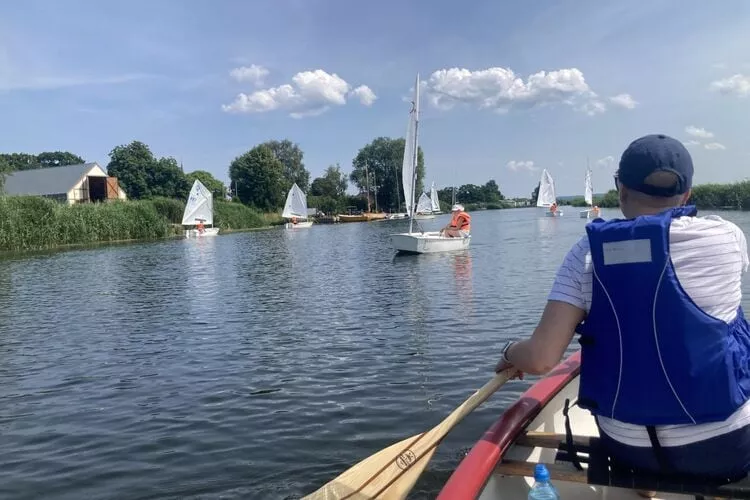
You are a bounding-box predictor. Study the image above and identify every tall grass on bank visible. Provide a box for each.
[0,196,282,253]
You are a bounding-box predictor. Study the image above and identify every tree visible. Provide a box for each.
[228,145,286,211]
[261,139,310,192]
[187,170,227,199]
[107,141,189,199]
[310,164,348,199]
[36,151,85,167]
[480,180,504,203]
[350,137,425,212]
[0,151,85,171]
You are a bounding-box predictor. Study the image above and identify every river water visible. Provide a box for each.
[1,207,749,500]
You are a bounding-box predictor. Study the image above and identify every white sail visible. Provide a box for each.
[416,192,432,213]
[430,182,440,212]
[282,183,308,219]
[402,74,420,218]
[536,169,557,207]
[182,179,214,226]
[584,168,593,206]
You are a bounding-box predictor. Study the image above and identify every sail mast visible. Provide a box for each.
[408,73,420,234]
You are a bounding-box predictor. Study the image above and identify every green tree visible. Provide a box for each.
[350,137,425,212]
[187,170,227,199]
[310,163,348,199]
[36,151,85,167]
[107,141,189,199]
[531,182,540,205]
[261,139,310,192]
[480,179,504,203]
[229,145,286,211]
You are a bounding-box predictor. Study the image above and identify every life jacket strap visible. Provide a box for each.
[564,398,584,471]
[646,425,673,473]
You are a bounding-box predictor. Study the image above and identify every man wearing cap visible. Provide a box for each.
[495,134,750,481]
[441,204,471,238]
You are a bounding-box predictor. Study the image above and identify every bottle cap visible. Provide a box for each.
[534,463,550,481]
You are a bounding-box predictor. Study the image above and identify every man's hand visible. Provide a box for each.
[494,358,524,380]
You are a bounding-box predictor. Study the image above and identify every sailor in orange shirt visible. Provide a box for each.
[440,204,471,238]
[196,220,205,233]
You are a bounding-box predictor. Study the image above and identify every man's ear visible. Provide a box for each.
[681,189,692,206]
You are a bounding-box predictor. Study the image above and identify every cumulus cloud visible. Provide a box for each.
[229,64,269,87]
[222,69,376,117]
[596,156,616,170]
[704,142,726,150]
[684,140,701,147]
[685,126,714,139]
[506,160,537,172]
[609,93,638,109]
[710,74,750,97]
[349,85,377,106]
[420,66,634,116]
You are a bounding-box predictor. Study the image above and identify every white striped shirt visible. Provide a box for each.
[549,214,750,447]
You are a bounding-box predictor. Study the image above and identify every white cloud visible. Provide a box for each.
[349,85,377,106]
[596,155,616,170]
[704,142,726,150]
[420,66,635,116]
[685,126,714,139]
[506,160,537,172]
[229,64,269,87]
[222,69,376,117]
[609,93,638,109]
[710,74,750,97]
[684,140,701,147]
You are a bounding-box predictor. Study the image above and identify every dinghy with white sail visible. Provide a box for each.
[182,179,220,238]
[537,169,562,217]
[282,183,313,229]
[414,192,435,219]
[390,74,470,254]
[579,165,600,218]
[430,182,442,214]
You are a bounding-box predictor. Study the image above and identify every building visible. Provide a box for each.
[2,162,127,205]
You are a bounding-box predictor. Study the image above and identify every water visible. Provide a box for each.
[1,207,748,499]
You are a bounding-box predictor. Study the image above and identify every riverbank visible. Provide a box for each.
[0,196,283,253]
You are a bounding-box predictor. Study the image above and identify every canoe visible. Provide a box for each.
[438,351,750,500]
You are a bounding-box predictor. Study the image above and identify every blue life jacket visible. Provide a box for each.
[576,205,750,426]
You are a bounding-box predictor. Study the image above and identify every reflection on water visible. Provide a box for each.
[0,207,748,499]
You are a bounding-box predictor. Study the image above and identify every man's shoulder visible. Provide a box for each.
[670,214,746,240]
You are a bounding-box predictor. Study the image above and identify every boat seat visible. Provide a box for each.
[496,432,750,499]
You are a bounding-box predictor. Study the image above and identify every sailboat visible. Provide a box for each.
[282,183,313,229]
[537,169,563,217]
[414,192,435,219]
[579,164,599,218]
[390,74,471,254]
[182,179,220,238]
[430,182,442,214]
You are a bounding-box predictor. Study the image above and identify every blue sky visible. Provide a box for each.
[1,0,749,198]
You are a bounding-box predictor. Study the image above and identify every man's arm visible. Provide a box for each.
[497,300,584,375]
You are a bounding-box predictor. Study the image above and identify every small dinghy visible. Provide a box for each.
[438,351,750,500]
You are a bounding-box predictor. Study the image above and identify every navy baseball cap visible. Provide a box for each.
[617,134,694,197]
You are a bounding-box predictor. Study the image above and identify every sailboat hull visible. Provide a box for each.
[185,227,220,238]
[285,221,313,229]
[544,211,563,217]
[414,213,436,220]
[390,231,471,254]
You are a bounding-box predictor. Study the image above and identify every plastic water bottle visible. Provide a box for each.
[528,464,559,500]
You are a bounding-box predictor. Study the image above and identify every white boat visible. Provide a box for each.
[282,183,313,229]
[430,182,442,215]
[537,169,563,217]
[182,179,220,238]
[438,350,745,499]
[414,192,436,220]
[579,163,600,219]
[390,74,471,254]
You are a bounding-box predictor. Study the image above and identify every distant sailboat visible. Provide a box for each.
[579,163,600,219]
[182,179,220,237]
[389,74,471,254]
[430,182,442,214]
[282,183,313,229]
[414,192,435,219]
[537,169,562,217]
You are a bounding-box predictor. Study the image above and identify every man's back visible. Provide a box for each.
[549,213,750,447]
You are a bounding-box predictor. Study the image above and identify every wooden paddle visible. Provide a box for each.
[301,368,515,500]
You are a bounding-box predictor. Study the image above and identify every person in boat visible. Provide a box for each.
[549,202,558,214]
[196,220,205,233]
[440,204,471,238]
[495,134,750,481]
[592,204,600,217]
[291,216,298,225]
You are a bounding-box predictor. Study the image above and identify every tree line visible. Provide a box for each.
[0,137,508,214]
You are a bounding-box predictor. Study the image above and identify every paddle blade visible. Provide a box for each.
[301,433,436,500]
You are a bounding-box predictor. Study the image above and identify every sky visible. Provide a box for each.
[1,0,750,198]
